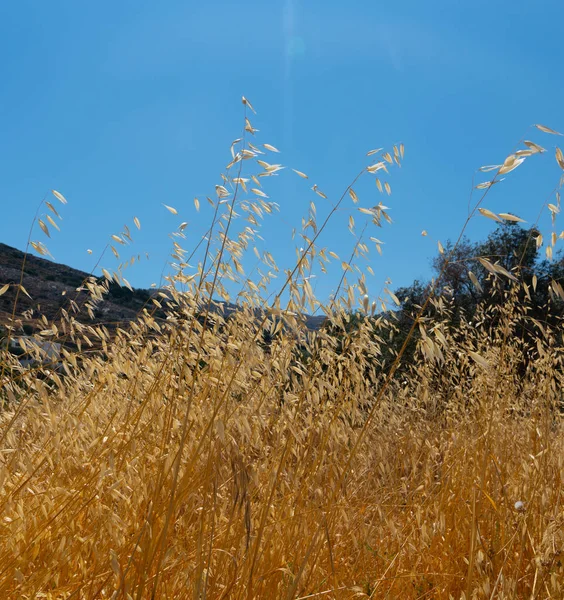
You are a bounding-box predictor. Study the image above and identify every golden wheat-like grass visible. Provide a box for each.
[0,102,563,599]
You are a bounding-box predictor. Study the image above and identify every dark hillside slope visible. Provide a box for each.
[0,243,326,332]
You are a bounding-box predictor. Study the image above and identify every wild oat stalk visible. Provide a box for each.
[0,103,563,599]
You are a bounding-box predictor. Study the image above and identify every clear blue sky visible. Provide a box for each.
[1,0,563,305]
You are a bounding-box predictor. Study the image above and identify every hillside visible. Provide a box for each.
[0,243,326,333]
[0,242,158,331]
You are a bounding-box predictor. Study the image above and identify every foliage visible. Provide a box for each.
[393,222,564,371]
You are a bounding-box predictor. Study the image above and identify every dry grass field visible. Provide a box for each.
[1,102,563,599]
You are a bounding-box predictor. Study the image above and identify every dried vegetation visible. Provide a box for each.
[0,101,563,598]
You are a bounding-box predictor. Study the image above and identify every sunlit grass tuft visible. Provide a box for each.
[0,102,563,599]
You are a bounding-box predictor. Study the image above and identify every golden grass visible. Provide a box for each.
[0,102,563,599]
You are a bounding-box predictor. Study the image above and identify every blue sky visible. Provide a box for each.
[1,0,563,305]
